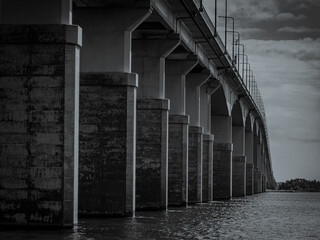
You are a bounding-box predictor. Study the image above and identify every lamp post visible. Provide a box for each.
[244,62,250,90]
[215,0,228,53]
[227,30,240,67]
[235,42,245,73]
[220,16,234,63]
[249,69,254,95]
[236,52,248,83]
[234,31,240,67]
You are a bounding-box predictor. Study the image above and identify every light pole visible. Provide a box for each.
[249,70,254,95]
[244,62,250,90]
[237,43,248,79]
[220,16,234,63]
[236,52,248,83]
[215,0,228,53]
[227,30,240,66]
[234,31,240,67]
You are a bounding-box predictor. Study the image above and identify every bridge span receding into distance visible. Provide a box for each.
[0,0,276,228]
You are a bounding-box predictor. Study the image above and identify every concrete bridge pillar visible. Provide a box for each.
[0,0,80,227]
[232,125,246,197]
[73,8,150,217]
[132,37,180,210]
[186,71,211,203]
[200,79,219,202]
[212,116,233,199]
[245,127,254,195]
[261,146,266,192]
[165,56,198,207]
[254,130,262,194]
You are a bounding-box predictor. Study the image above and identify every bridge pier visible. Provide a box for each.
[212,116,233,199]
[0,0,80,227]
[165,56,198,207]
[254,169,262,194]
[231,102,246,198]
[200,79,219,202]
[132,37,180,210]
[186,72,211,203]
[73,7,150,217]
[245,118,254,195]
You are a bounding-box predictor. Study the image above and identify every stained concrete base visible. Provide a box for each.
[213,142,233,200]
[188,126,203,204]
[79,72,137,217]
[0,24,81,227]
[136,99,169,211]
[202,134,214,202]
[168,115,189,207]
[254,169,262,194]
[232,156,247,197]
[246,163,254,195]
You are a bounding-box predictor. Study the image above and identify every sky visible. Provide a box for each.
[204,0,320,182]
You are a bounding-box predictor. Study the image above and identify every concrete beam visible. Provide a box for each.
[186,71,211,126]
[200,78,220,134]
[166,55,198,115]
[74,8,151,72]
[133,36,180,99]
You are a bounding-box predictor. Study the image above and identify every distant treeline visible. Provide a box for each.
[278,178,320,192]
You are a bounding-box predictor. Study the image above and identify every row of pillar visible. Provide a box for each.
[0,1,268,228]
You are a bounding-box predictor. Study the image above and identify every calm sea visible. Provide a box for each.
[1,192,320,239]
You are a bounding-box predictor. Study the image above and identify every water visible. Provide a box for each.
[1,192,320,239]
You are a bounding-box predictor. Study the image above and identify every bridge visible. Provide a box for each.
[0,0,277,227]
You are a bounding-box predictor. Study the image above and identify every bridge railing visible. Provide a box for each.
[192,0,266,123]
[191,0,272,180]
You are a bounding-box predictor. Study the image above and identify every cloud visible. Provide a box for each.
[275,13,306,21]
[243,38,320,64]
[277,26,320,33]
[238,28,266,34]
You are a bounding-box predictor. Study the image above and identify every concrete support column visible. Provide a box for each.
[79,73,137,217]
[246,163,254,194]
[168,115,189,206]
[232,126,245,156]
[232,124,246,197]
[232,156,246,197]
[74,8,151,73]
[257,140,262,171]
[261,146,265,192]
[255,136,262,193]
[200,79,219,202]
[186,72,211,203]
[132,37,180,210]
[165,57,198,207]
[245,130,254,195]
[73,8,150,217]
[212,116,233,199]
[0,0,81,227]
[254,169,262,194]
[202,134,214,202]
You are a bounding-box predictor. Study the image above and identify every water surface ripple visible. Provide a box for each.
[1,192,320,239]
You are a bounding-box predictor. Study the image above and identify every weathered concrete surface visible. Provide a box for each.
[232,156,246,197]
[0,25,81,227]
[136,99,169,210]
[213,142,233,200]
[254,169,262,194]
[188,126,203,204]
[262,174,266,192]
[168,115,189,207]
[79,72,137,217]
[246,163,254,195]
[202,134,214,202]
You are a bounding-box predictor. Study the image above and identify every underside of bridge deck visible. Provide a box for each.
[0,0,276,227]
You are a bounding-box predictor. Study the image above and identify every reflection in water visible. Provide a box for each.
[1,192,320,239]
